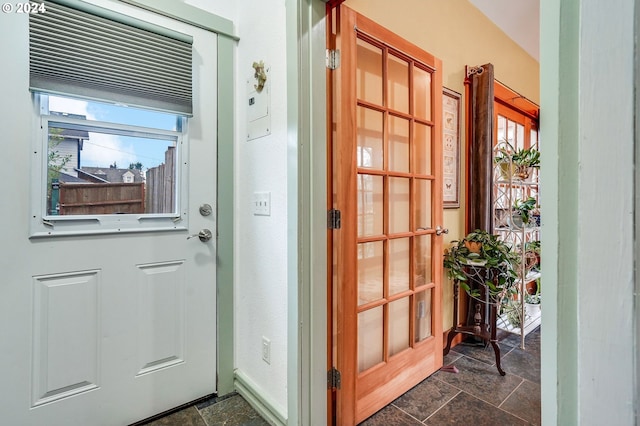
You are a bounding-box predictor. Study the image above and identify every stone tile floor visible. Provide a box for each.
[138,393,269,426]
[140,328,540,425]
[360,327,541,425]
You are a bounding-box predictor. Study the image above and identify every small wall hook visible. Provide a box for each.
[252,60,267,93]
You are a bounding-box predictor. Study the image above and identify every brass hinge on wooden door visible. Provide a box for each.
[326,49,340,70]
[327,367,342,389]
[327,209,341,229]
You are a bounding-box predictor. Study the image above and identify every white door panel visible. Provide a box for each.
[0,2,218,424]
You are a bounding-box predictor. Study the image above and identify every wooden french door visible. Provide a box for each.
[329,6,444,424]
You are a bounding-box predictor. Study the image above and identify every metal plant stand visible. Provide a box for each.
[443,264,506,376]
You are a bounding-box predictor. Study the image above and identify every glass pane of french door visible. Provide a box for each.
[355,36,435,373]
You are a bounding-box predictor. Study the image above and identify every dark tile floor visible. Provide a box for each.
[141,328,540,426]
[360,327,541,426]
[138,393,269,426]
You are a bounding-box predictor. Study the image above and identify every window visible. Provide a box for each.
[31,94,189,237]
[29,1,193,115]
[29,1,194,237]
[493,81,539,151]
[44,94,183,215]
[495,104,538,152]
[494,99,540,203]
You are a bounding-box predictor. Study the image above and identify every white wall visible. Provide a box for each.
[541,0,636,424]
[576,0,635,423]
[190,0,291,418]
[233,0,290,416]
[184,0,235,22]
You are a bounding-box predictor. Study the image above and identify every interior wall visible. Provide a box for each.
[541,0,636,423]
[188,0,290,417]
[233,0,290,410]
[539,0,560,422]
[184,0,235,20]
[234,0,289,416]
[574,0,634,423]
[343,0,540,329]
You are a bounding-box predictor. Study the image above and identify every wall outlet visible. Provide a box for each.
[253,192,271,216]
[262,336,271,364]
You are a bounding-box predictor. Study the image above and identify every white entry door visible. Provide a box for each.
[0,3,218,425]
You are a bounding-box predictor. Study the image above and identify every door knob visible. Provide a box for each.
[435,226,449,236]
[187,229,212,242]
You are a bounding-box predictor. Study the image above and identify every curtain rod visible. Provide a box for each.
[495,79,539,108]
[466,64,538,108]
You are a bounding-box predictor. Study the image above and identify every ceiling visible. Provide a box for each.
[469,0,540,61]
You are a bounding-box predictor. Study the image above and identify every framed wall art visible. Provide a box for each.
[442,87,461,208]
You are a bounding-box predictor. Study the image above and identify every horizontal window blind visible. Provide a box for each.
[30,0,193,115]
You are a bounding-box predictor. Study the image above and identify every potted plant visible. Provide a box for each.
[512,147,540,180]
[462,229,486,253]
[524,281,541,318]
[511,196,537,228]
[443,229,519,303]
[494,144,516,181]
[524,240,541,272]
[531,206,541,227]
[494,144,540,181]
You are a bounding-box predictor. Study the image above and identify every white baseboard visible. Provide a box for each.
[234,369,287,426]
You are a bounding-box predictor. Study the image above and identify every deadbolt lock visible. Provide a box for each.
[199,204,213,216]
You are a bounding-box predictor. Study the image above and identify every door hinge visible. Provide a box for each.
[328,209,341,229]
[327,367,341,389]
[326,49,340,70]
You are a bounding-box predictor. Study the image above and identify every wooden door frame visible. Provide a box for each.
[330,6,358,423]
[326,4,338,423]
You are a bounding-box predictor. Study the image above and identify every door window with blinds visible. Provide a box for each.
[29,0,193,236]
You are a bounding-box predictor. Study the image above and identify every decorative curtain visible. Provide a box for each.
[466,63,494,233]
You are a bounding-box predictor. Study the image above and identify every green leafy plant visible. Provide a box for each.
[443,230,519,303]
[525,292,541,305]
[493,145,512,164]
[520,240,541,274]
[512,148,540,168]
[513,196,537,226]
[494,143,540,181]
[524,240,540,254]
[525,240,540,266]
[525,278,541,304]
[505,300,527,328]
[47,128,71,185]
[512,148,540,180]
